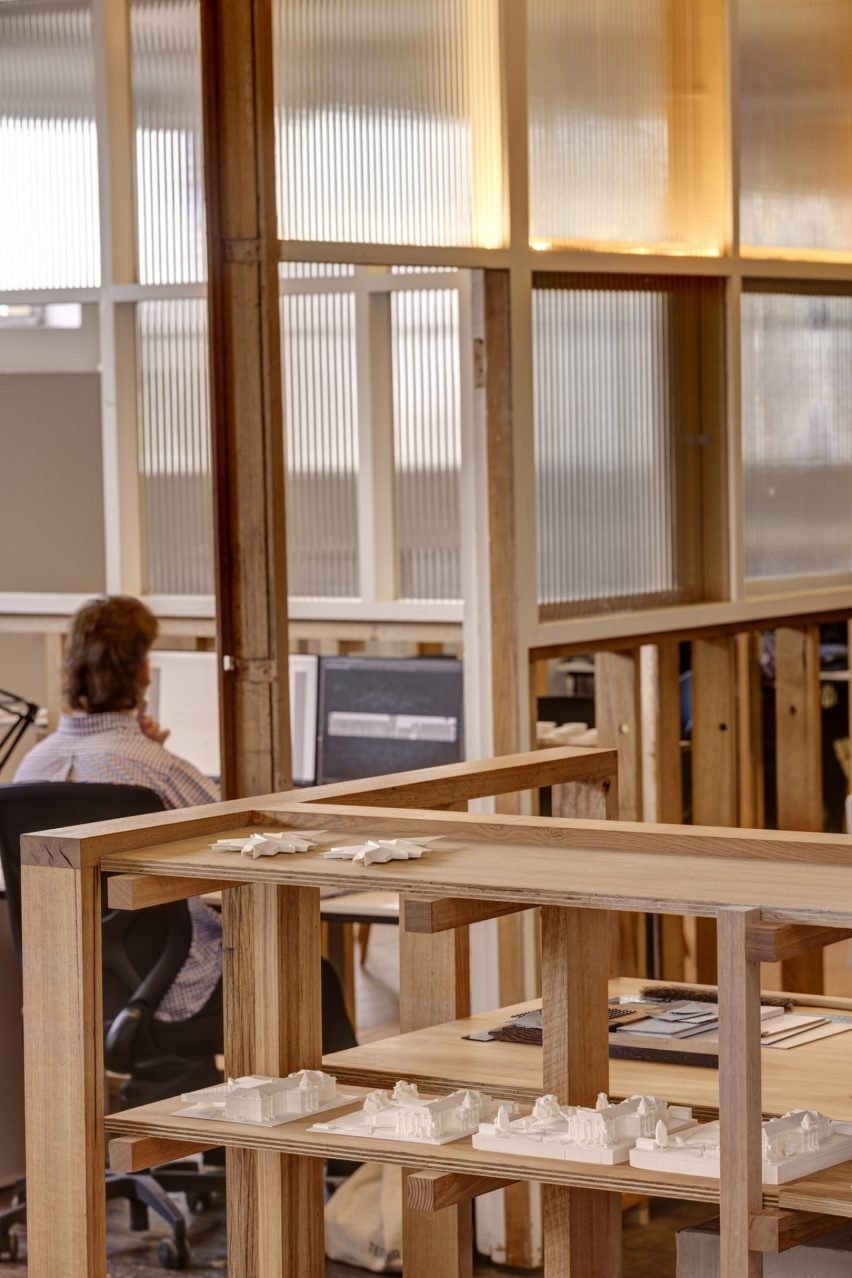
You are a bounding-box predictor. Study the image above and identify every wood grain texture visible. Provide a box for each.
[776,626,824,994]
[402,896,525,934]
[22,865,106,1277]
[747,1207,839,1253]
[406,1170,515,1212]
[106,872,244,910]
[541,907,622,1277]
[641,643,685,980]
[746,922,852,964]
[108,1134,216,1174]
[737,633,765,829]
[718,908,763,1278]
[222,882,324,1278]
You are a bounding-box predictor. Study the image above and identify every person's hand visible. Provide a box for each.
[138,707,170,745]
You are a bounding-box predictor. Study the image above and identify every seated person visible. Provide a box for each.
[15,594,222,1028]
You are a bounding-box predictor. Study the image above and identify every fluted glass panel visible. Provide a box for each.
[132,0,206,284]
[534,281,690,610]
[281,290,360,598]
[0,1,99,289]
[742,291,852,582]
[392,289,462,601]
[740,0,852,253]
[528,0,725,253]
[275,0,504,247]
[138,300,213,594]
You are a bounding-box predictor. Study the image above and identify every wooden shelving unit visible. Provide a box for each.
[20,745,852,1277]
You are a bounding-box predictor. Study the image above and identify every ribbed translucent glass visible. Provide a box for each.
[0,1,99,289]
[391,288,462,601]
[740,0,852,253]
[132,0,206,285]
[281,289,360,598]
[528,0,725,252]
[534,280,689,611]
[274,0,504,247]
[742,291,852,582]
[137,299,214,595]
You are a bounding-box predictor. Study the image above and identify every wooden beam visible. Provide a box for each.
[746,922,852,965]
[692,637,738,983]
[402,896,525,935]
[718,907,763,1278]
[541,906,622,1277]
[22,866,106,1278]
[108,1135,216,1175]
[641,642,685,979]
[748,1208,839,1254]
[776,626,824,994]
[201,0,291,799]
[406,1170,515,1213]
[107,873,244,910]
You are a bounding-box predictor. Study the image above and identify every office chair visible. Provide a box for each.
[0,782,223,1270]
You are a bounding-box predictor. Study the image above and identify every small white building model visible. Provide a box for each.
[325,837,439,866]
[177,1070,346,1127]
[312,1080,502,1145]
[629,1109,852,1185]
[473,1093,697,1166]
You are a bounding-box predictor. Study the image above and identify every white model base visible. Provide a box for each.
[311,1082,502,1145]
[474,1102,697,1166]
[175,1072,354,1128]
[629,1117,852,1185]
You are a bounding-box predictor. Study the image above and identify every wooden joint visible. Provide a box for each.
[748,1208,839,1253]
[223,237,262,263]
[406,1170,514,1212]
[745,922,852,964]
[402,896,525,934]
[107,874,244,910]
[108,1135,217,1174]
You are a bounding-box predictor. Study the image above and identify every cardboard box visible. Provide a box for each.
[677,1219,852,1276]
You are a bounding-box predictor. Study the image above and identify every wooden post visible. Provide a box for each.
[400,916,473,1278]
[775,626,824,993]
[737,633,765,830]
[596,650,645,976]
[692,637,738,982]
[22,866,106,1278]
[541,907,621,1277]
[718,907,764,1278]
[223,884,323,1278]
[200,0,291,799]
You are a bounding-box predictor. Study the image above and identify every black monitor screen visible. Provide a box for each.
[316,656,464,783]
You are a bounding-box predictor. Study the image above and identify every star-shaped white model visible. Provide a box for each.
[325,836,440,866]
[210,831,325,859]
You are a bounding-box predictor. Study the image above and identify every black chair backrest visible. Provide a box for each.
[0,781,166,963]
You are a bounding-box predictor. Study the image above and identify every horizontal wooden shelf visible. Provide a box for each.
[86,812,852,928]
[323,979,852,1125]
[103,1090,852,1219]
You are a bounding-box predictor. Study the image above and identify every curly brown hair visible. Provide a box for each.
[63,596,159,713]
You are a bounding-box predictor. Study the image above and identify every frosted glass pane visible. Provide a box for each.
[528,0,724,252]
[740,0,852,253]
[138,300,214,595]
[534,282,689,610]
[0,1,99,289]
[132,0,206,284]
[275,0,503,247]
[281,290,360,598]
[392,289,462,601]
[742,291,852,582]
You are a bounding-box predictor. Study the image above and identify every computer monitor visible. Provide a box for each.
[316,655,464,784]
[147,650,320,786]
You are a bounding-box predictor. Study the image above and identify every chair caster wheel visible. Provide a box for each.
[158,1236,190,1269]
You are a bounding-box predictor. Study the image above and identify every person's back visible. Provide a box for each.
[15,595,222,1024]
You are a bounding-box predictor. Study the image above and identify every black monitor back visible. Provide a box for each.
[316,656,464,783]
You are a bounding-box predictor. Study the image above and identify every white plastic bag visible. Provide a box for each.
[325,1163,403,1273]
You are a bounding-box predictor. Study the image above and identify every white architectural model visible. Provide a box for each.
[176,1070,349,1127]
[210,830,324,858]
[473,1092,696,1166]
[629,1110,852,1184]
[325,836,440,866]
[311,1080,502,1145]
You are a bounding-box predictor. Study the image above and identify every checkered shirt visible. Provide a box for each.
[15,712,223,1022]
